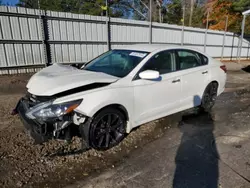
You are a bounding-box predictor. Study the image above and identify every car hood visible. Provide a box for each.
[27,64,119,96]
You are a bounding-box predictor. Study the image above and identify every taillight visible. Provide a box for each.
[220,65,227,73]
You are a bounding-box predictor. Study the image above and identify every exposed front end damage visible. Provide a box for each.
[12,63,120,148]
[14,93,88,145]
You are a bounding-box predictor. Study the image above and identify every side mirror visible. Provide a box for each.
[71,63,85,69]
[139,70,160,80]
[71,63,87,69]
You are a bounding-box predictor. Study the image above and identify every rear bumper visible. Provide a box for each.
[16,98,52,144]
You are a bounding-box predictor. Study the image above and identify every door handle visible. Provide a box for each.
[172,79,180,83]
[202,71,208,74]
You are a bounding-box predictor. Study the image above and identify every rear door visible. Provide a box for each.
[175,49,210,109]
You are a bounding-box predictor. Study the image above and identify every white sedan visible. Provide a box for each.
[13,45,227,150]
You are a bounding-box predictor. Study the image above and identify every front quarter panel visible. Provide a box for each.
[70,86,134,130]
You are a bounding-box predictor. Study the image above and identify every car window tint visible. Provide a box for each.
[177,50,202,70]
[96,53,126,66]
[84,50,149,78]
[200,54,209,65]
[142,51,175,75]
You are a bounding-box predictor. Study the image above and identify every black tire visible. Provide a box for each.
[89,107,127,150]
[200,82,218,112]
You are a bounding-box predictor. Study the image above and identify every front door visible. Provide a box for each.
[132,50,182,126]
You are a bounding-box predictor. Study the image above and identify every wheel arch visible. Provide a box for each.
[79,103,130,149]
[93,103,132,133]
[211,80,219,87]
[199,80,219,112]
[202,80,219,97]
[93,103,129,121]
[210,80,219,95]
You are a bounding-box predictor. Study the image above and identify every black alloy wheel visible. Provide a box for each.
[89,108,126,150]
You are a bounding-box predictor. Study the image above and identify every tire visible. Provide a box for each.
[89,107,127,150]
[200,82,218,112]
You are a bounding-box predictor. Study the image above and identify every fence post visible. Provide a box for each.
[230,34,235,61]
[204,10,210,52]
[221,16,228,61]
[38,0,51,66]
[106,0,111,51]
[181,5,185,46]
[149,0,152,44]
[238,15,246,63]
[236,34,241,62]
[41,11,52,66]
[247,43,250,59]
[106,17,111,51]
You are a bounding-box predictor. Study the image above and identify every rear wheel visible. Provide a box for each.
[89,107,127,150]
[200,82,218,112]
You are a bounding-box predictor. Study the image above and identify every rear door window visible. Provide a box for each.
[176,50,203,70]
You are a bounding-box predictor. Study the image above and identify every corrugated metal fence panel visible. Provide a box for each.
[110,17,149,50]
[207,33,224,46]
[206,28,225,58]
[184,30,205,45]
[242,40,249,57]
[47,11,107,63]
[152,22,182,44]
[0,6,44,74]
[1,6,250,74]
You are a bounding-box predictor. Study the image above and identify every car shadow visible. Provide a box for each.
[173,95,219,188]
[242,65,250,73]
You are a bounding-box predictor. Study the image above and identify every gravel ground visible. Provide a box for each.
[0,62,250,188]
[72,89,250,188]
[0,74,180,188]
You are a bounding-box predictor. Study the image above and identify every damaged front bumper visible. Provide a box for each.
[14,98,54,144]
[13,94,90,147]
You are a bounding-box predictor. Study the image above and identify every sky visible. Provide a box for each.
[2,0,19,6]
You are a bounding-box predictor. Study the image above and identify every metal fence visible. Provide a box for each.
[0,6,250,75]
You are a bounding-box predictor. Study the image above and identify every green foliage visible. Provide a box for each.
[190,5,205,28]
[232,0,250,12]
[16,0,128,17]
[16,0,39,8]
[164,0,182,25]
[163,0,206,27]
[14,0,250,34]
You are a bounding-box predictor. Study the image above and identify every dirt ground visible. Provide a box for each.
[1,62,250,188]
[0,73,179,188]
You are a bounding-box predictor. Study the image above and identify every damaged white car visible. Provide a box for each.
[13,45,227,150]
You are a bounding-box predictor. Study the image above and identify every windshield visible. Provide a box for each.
[83,50,149,78]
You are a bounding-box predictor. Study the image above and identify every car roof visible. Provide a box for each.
[113,44,206,55]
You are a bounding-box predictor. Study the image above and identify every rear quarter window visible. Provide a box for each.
[200,54,209,65]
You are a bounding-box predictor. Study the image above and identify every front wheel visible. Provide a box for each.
[200,82,218,112]
[89,107,127,150]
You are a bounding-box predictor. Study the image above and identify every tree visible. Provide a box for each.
[16,0,128,17]
[204,0,250,34]
[161,0,205,27]
[232,0,250,12]
[112,0,161,21]
[233,0,250,35]
[189,4,204,28]
[164,0,182,25]
[16,0,39,8]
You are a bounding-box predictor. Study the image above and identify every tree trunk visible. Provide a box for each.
[189,0,194,26]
